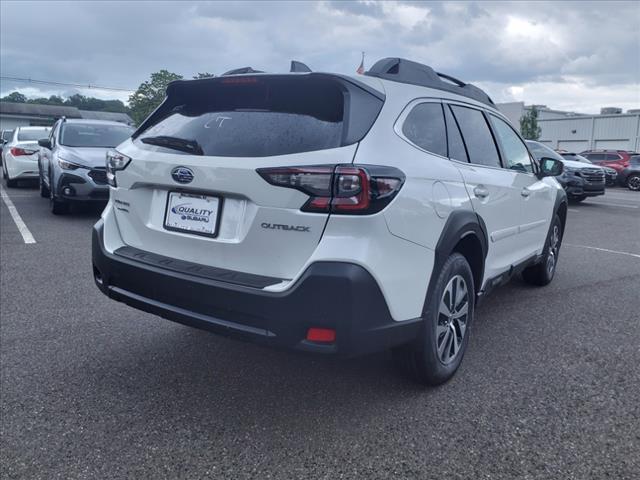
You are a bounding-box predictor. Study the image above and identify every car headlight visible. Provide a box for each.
[563,166,579,175]
[106,150,131,187]
[58,158,86,170]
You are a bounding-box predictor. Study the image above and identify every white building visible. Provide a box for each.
[497,102,640,152]
[0,102,133,131]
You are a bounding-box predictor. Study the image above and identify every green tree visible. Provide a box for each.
[128,70,183,125]
[520,106,542,141]
[1,91,27,103]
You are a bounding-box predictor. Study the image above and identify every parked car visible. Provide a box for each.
[559,152,617,186]
[2,126,50,187]
[618,155,640,191]
[527,141,605,202]
[580,149,638,175]
[38,118,134,214]
[92,57,567,385]
[0,129,14,164]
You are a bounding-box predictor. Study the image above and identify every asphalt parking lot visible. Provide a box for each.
[1,184,639,479]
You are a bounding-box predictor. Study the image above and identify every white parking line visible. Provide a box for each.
[565,244,640,259]
[585,201,638,209]
[0,185,36,244]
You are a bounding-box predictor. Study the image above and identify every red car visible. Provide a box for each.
[580,149,638,175]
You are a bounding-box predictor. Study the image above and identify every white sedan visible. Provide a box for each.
[2,126,50,187]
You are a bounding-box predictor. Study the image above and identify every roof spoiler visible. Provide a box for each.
[365,57,494,107]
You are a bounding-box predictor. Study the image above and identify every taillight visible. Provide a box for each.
[10,147,37,156]
[257,165,404,215]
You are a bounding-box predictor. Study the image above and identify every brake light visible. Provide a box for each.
[257,165,404,215]
[10,147,36,156]
[306,328,336,343]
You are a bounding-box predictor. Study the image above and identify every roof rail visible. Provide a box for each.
[290,60,311,73]
[222,66,264,76]
[364,57,495,107]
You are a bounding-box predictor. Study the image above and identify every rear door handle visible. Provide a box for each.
[474,185,489,198]
[521,188,531,197]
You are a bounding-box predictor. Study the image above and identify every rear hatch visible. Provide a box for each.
[112,74,384,284]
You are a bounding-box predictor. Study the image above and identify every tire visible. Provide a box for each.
[39,170,50,198]
[3,161,19,187]
[627,174,640,192]
[393,253,474,386]
[49,175,69,215]
[522,214,562,286]
[569,195,586,203]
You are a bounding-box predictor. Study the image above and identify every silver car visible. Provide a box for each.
[38,119,134,214]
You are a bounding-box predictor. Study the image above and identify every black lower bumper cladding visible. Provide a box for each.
[92,220,421,356]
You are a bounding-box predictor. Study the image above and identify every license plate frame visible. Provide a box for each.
[163,190,223,238]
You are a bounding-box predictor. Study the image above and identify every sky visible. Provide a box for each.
[1,0,639,114]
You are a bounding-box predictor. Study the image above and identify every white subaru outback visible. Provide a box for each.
[92,58,566,385]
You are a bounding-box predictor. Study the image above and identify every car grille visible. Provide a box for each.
[580,168,605,184]
[88,168,108,185]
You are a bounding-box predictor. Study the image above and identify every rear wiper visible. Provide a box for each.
[140,136,204,155]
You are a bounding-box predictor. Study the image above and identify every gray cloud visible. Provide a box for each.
[1,1,638,112]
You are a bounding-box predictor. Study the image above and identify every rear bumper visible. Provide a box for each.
[91,220,421,357]
[6,157,38,179]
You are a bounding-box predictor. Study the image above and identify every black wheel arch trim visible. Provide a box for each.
[423,210,488,319]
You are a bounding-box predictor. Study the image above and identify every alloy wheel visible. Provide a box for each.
[628,175,640,191]
[546,224,560,277]
[437,275,469,364]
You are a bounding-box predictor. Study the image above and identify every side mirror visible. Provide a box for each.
[539,157,563,178]
[38,138,52,149]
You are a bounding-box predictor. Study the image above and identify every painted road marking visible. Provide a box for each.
[585,201,638,209]
[0,185,36,244]
[565,244,640,259]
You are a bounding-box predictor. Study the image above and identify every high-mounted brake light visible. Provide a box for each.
[220,77,259,85]
[257,165,405,215]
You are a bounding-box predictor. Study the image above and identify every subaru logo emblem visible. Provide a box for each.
[171,166,194,184]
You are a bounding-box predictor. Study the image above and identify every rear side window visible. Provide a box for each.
[444,105,468,162]
[401,103,447,157]
[1,130,13,142]
[450,106,501,168]
[586,153,606,162]
[136,75,383,157]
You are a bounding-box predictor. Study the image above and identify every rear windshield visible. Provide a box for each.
[17,128,49,141]
[135,75,383,157]
[60,123,134,148]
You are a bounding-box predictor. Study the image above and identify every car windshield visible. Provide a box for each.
[60,123,134,148]
[526,141,564,161]
[17,128,49,141]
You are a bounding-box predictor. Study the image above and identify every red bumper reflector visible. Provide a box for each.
[306,328,336,343]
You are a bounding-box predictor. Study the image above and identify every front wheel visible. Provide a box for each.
[393,253,474,386]
[49,178,69,215]
[39,170,50,198]
[627,174,640,191]
[522,214,562,286]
